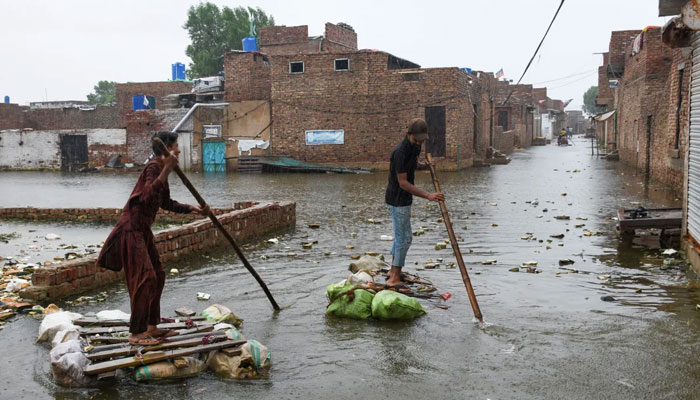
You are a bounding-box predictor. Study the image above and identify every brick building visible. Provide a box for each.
[594,26,691,191]
[115,81,192,124]
[259,23,357,56]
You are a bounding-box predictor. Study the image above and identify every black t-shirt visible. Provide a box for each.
[385,136,422,206]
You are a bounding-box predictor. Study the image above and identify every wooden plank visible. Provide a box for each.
[221,347,243,357]
[87,332,228,361]
[80,321,215,335]
[84,339,245,375]
[74,315,205,327]
[88,329,218,353]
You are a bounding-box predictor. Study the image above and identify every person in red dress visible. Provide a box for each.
[96,132,209,345]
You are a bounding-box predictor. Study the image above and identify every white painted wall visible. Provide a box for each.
[0,129,126,169]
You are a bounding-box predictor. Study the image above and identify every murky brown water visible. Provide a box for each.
[2,138,700,399]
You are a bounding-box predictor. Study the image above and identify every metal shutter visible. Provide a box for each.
[688,32,700,240]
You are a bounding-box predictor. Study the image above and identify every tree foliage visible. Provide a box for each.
[86,80,116,105]
[183,3,275,79]
[582,86,605,115]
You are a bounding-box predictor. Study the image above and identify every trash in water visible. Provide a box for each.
[308,223,320,229]
[481,259,497,265]
[302,243,313,249]
[169,268,179,275]
[600,295,616,302]
[554,215,570,220]
[662,249,678,256]
[267,238,279,244]
[509,267,520,272]
[346,245,355,249]
[558,259,575,266]
[597,274,611,280]
[45,233,61,240]
[197,292,211,301]
[550,233,565,239]
[435,242,447,250]
[380,235,393,241]
[522,261,538,266]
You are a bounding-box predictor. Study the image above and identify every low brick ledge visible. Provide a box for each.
[19,201,296,301]
[0,202,258,224]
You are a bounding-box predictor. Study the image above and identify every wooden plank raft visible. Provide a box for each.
[74,315,206,327]
[79,320,216,336]
[84,339,245,375]
[86,323,215,344]
[88,330,221,353]
[87,331,230,361]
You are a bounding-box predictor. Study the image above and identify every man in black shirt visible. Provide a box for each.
[385,118,444,290]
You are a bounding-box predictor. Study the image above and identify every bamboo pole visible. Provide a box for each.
[425,153,483,322]
[153,138,281,311]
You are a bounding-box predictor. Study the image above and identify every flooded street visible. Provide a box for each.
[2,140,700,399]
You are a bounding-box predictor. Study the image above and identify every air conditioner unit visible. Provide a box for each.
[193,76,224,93]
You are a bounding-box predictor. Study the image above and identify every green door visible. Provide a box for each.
[202,140,226,172]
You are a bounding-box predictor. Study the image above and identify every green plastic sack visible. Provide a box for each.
[326,283,374,319]
[371,290,426,320]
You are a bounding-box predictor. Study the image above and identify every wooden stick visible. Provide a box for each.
[84,339,245,375]
[153,137,280,311]
[79,321,215,336]
[87,332,229,361]
[425,153,483,322]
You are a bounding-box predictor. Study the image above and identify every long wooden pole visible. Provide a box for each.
[425,153,483,322]
[153,137,281,311]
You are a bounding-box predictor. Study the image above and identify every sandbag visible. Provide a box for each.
[51,329,81,348]
[326,282,374,320]
[201,304,243,327]
[347,271,374,285]
[134,356,206,382]
[213,323,246,341]
[349,255,388,275]
[95,309,130,322]
[49,339,96,387]
[207,340,271,379]
[38,311,82,342]
[371,290,426,321]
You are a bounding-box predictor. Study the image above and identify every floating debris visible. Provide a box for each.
[44,233,61,240]
[662,249,678,256]
[558,259,575,266]
[509,267,520,272]
[302,243,313,249]
[554,215,570,220]
[434,242,447,250]
[308,223,320,229]
[522,261,538,266]
[196,292,211,301]
[597,274,611,280]
[267,238,279,244]
[481,259,497,265]
[379,235,393,241]
[601,295,616,302]
[169,268,180,275]
[550,233,565,239]
[346,245,355,249]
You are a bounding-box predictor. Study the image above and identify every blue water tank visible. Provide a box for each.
[171,62,186,80]
[3,96,9,104]
[242,37,258,52]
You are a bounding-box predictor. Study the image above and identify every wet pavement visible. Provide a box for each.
[2,138,700,399]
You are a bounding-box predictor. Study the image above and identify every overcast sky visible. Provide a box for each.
[1,0,669,109]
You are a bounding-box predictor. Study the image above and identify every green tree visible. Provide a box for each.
[183,3,275,79]
[582,86,605,115]
[86,80,116,105]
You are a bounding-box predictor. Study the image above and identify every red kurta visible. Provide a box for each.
[96,159,191,334]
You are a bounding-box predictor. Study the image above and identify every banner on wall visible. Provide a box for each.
[305,130,344,145]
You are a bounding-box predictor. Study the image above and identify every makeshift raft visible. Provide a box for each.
[617,207,682,235]
[236,156,371,174]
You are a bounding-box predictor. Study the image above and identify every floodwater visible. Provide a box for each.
[2,138,700,400]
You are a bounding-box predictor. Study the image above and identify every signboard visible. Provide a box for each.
[305,130,344,145]
[203,125,222,139]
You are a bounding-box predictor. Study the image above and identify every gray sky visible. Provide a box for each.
[1,0,668,109]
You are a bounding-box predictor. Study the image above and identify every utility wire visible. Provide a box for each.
[502,0,565,105]
[547,71,598,90]
[531,68,596,84]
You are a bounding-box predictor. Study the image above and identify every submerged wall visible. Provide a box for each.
[18,202,296,301]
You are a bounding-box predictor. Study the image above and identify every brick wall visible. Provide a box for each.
[0,203,254,224]
[223,52,271,102]
[323,23,357,52]
[616,28,675,188]
[0,103,26,130]
[267,51,477,170]
[21,202,296,301]
[0,104,120,130]
[609,30,643,70]
[125,110,165,164]
[115,81,192,124]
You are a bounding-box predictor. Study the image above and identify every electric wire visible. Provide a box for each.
[502,0,565,105]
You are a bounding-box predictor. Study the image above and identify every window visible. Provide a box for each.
[334,58,349,71]
[289,61,304,74]
[497,110,509,131]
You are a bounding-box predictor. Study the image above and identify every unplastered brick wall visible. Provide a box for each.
[125,110,166,164]
[115,81,192,124]
[0,103,27,130]
[616,28,674,184]
[223,52,271,102]
[21,202,296,301]
[268,51,477,170]
[0,203,255,224]
[323,23,357,52]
